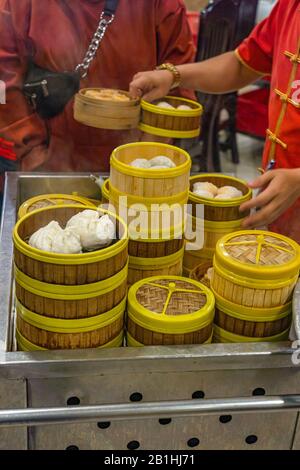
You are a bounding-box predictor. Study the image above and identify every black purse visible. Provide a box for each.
[23,0,119,119]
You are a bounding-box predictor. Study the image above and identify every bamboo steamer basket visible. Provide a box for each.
[17,329,124,351]
[190,263,213,289]
[13,205,128,319]
[213,324,290,344]
[212,230,300,308]
[104,177,185,258]
[74,88,140,130]
[213,289,292,338]
[18,194,94,220]
[189,174,252,221]
[110,142,191,198]
[16,297,126,350]
[127,275,215,345]
[139,96,203,139]
[126,330,213,347]
[128,246,184,285]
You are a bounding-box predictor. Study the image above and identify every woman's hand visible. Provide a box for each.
[129,70,174,102]
[240,169,300,229]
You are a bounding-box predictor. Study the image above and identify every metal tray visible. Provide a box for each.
[0,172,300,450]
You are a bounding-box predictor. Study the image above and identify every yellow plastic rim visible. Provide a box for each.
[14,262,128,300]
[109,183,189,207]
[214,230,300,282]
[101,179,110,200]
[138,122,201,139]
[212,288,292,322]
[18,194,93,220]
[16,297,126,333]
[16,329,124,351]
[129,246,184,270]
[141,96,203,116]
[189,174,252,207]
[128,275,215,334]
[110,142,191,179]
[126,330,213,347]
[213,324,290,343]
[13,204,128,265]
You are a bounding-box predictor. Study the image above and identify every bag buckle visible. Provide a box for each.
[24,79,49,98]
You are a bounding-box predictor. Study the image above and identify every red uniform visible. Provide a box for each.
[0,0,195,176]
[236,0,300,242]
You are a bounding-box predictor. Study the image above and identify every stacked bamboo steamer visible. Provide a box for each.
[18,193,95,220]
[13,205,128,350]
[109,142,191,285]
[126,276,215,346]
[184,174,252,275]
[211,230,300,343]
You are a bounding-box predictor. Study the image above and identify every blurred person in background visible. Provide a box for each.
[0,0,195,206]
[130,0,300,243]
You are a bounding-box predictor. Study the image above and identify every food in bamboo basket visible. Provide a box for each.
[212,230,300,309]
[66,211,115,250]
[139,96,203,139]
[13,205,128,319]
[126,276,215,346]
[16,297,126,350]
[74,88,140,130]
[29,221,82,254]
[18,193,93,220]
[193,182,243,200]
[130,155,176,169]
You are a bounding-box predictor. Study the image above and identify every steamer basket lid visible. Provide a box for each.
[215,230,300,280]
[127,275,215,334]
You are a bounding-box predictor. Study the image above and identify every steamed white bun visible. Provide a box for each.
[217,186,243,198]
[193,189,215,199]
[193,182,218,197]
[157,101,174,109]
[130,159,151,169]
[67,212,115,250]
[177,104,192,110]
[29,221,82,254]
[150,156,176,168]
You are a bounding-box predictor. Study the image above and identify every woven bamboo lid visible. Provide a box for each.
[127,275,215,334]
[215,230,300,280]
[18,194,93,219]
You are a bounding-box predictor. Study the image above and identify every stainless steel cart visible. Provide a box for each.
[1,172,300,450]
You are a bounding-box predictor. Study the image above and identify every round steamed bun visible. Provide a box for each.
[193,182,218,197]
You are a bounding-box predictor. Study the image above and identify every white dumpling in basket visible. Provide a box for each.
[193,182,218,197]
[217,186,243,198]
[130,158,151,169]
[150,156,176,168]
[193,189,215,199]
[157,101,174,109]
[177,104,192,111]
[29,221,82,254]
[67,212,116,250]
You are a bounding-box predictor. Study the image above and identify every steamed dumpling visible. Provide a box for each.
[67,212,115,250]
[193,182,218,197]
[214,193,235,200]
[29,221,82,254]
[177,104,192,110]
[130,158,151,169]
[193,189,215,199]
[150,156,176,168]
[217,186,243,198]
[157,101,174,109]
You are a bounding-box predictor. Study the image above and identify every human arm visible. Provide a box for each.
[240,169,300,229]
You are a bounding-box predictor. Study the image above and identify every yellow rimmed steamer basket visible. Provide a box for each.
[126,275,215,346]
[110,142,191,283]
[184,174,252,274]
[139,96,203,139]
[211,230,300,343]
[13,204,128,350]
[18,193,95,220]
[74,88,140,130]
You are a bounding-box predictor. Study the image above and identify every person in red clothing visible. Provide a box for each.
[130,0,300,243]
[0,0,195,180]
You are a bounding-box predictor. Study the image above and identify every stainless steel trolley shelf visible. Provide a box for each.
[1,172,300,450]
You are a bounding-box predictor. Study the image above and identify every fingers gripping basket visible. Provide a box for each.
[126,276,215,346]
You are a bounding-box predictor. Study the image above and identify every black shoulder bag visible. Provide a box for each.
[23,0,119,119]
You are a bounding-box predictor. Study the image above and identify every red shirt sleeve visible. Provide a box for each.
[0,0,48,171]
[156,0,196,100]
[235,0,282,76]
